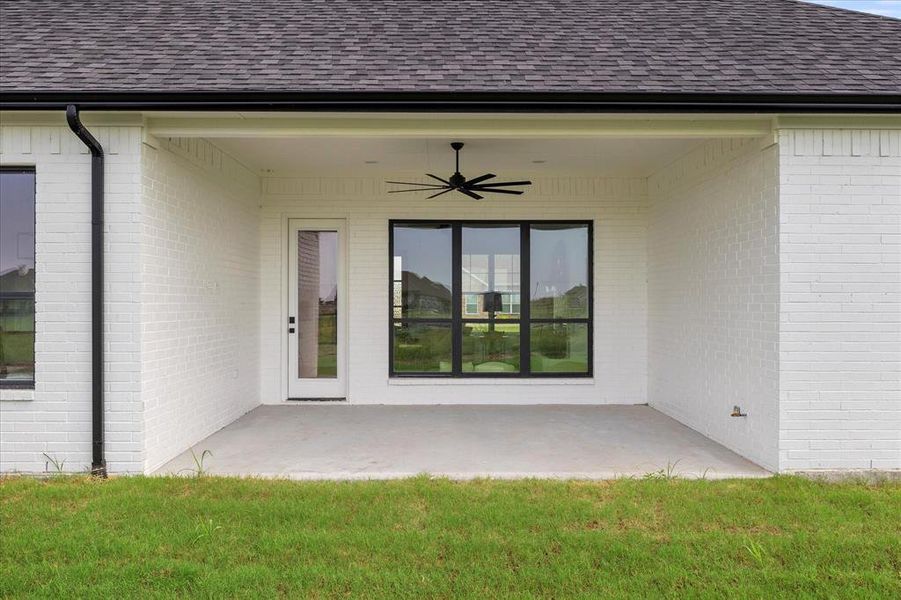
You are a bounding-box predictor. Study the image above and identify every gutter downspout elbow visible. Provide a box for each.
[65,105,106,478]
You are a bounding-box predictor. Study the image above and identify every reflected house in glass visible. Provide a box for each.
[0,169,36,385]
[400,271,452,318]
[297,231,338,379]
[389,221,592,377]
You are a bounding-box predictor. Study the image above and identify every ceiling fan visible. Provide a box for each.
[387,142,532,200]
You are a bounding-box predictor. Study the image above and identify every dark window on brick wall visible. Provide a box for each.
[0,168,36,387]
[389,220,593,378]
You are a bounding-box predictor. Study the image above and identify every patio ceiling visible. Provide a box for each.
[143,112,776,177]
[211,136,706,177]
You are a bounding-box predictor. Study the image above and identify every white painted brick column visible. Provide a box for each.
[647,138,780,471]
[140,137,261,473]
[779,129,901,471]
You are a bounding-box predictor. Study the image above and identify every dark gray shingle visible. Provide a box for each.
[1,0,899,94]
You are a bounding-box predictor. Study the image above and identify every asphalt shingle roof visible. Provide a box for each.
[1,0,899,95]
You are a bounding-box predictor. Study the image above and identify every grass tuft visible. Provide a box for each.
[193,518,222,544]
[178,449,212,478]
[41,453,67,475]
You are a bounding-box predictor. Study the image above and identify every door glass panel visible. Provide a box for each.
[530,322,589,374]
[393,225,452,318]
[462,225,520,319]
[392,322,452,373]
[530,224,589,319]
[297,231,337,378]
[462,322,520,373]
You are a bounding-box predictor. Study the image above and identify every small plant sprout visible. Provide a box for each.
[744,538,768,566]
[42,453,66,474]
[643,459,682,480]
[193,518,222,544]
[664,460,681,479]
[179,449,212,478]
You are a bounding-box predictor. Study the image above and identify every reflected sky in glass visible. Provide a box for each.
[530,225,588,318]
[0,172,35,276]
[462,226,520,292]
[394,225,453,318]
[393,225,452,291]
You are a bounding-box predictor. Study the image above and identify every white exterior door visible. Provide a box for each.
[287,219,346,399]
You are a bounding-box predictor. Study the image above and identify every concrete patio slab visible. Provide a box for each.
[155,405,770,480]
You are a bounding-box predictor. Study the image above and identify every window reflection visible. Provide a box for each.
[0,170,36,383]
[389,221,591,377]
[530,323,589,374]
[393,322,452,372]
[393,225,452,318]
[297,231,337,379]
[462,225,520,319]
[462,323,520,373]
[530,224,589,319]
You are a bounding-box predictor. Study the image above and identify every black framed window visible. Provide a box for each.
[389,220,592,378]
[391,224,453,373]
[0,167,36,387]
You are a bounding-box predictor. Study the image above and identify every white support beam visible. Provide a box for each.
[146,115,774,139]
[776,115,901,130]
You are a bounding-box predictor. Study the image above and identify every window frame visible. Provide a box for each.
[0,166,37,389]
[388,219,593,379]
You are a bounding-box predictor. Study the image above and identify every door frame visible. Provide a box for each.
[282,217,348,400]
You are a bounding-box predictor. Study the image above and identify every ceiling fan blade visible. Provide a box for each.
[464,173,496,186]
[386,180,447,188]
[473,188,524,195]
[427,188,454,199]
[388,187,451,193]
[458,188,484,200]
[427,173,451,185]
[472,180,532,188]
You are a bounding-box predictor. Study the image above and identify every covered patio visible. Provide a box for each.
[155,405,768,479]
[135,113,782,476]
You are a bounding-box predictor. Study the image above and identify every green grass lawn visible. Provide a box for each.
[1,476,899,598]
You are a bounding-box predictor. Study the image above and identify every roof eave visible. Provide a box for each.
[2,91,900,113]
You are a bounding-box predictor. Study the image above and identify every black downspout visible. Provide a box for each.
[65,105,106,477]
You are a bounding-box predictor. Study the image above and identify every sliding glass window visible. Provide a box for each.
[390,221,592,377]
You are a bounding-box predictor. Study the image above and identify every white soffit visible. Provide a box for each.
[211,136,706,177]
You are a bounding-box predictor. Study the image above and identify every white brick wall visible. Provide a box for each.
[4,122,898,475]
[140,137,262,472]
[260,176,648,405]
[648,138,780,471]
[0,125,144,474]
[778,129,901,471]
